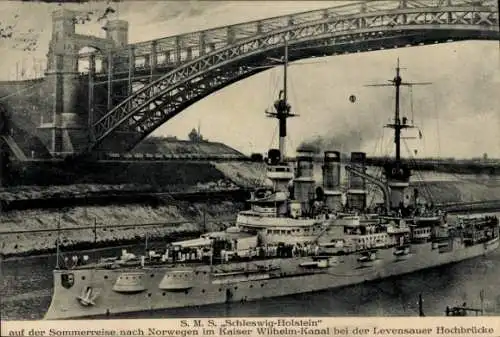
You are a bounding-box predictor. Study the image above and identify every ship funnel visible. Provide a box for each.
[293,150,315,214]
[295,150,314,178]
[347,152,367,211]
[322,151,342,212]
[323,151,341,189]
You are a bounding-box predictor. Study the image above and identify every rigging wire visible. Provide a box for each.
[366,129,395,206]
[403,139,434,204]
[267,68,275,111]
[418,93,427,161]
[433,87,442,158]
[407,83,492,199]
[366,127,394,209]
[287,67,304,157]
[265,67,279,112]
[366,128,385,208]
[376,132,394,196]
[400,94,486,203]
[287,130,297,160]
[401,82,439,204]
[409,85,415,124]
[382,125,394,158]
[288,71,298,115]
[271,68,281,105]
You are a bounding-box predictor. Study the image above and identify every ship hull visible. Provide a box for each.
[44,238,498,320]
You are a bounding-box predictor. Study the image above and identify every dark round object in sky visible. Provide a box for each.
[349,94,356,103]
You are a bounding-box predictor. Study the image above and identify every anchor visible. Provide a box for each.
[77,286,99,306]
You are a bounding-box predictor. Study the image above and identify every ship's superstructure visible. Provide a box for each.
[44,44,499,320]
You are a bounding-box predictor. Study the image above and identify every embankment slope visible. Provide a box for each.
[0,201,243,257]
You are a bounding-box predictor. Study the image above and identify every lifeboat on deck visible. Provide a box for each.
[357,250,377,268]
[299,259,329,269]
[393,245,411,260]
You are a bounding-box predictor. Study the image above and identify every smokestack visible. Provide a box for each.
[347,152,367,211]
[348,152,366,189]
[293,150,315,214]
[323,151,343,212]
[322,151,341,190]
[295,150,314,179]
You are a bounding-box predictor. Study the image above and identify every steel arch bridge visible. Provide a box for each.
[85,0,499,153]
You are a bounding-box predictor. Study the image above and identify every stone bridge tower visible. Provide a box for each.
[39,8,128,156]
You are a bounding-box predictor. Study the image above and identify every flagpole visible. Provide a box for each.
[209,241,213,275]
[480,289,484,315]
[56,214,60,269]
[94,218,97,244]
[21,58,25,80]
[418,293,425,317]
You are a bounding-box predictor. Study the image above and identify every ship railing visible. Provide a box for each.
[72,239,428,270]
[386,226,410,234]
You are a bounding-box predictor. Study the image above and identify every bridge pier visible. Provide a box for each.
[150,42,157,72]
[37,9,129,157]
[199,32,206,56]
[175,36,182,64]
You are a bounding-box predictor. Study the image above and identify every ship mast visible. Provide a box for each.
[367,58,431,163]
[266,38,297,162]
[366,58,431,210]
[394,59,403,162]
[281,38,288,159]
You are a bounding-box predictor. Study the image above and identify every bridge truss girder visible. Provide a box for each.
[88,4,498,153]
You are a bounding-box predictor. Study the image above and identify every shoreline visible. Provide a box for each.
[0,201,242,258]
[0,233,200,261]
[2,205,499,261]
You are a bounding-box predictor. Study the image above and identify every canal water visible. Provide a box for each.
[2,211,500,320]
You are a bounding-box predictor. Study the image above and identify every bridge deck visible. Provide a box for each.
[81,0,497,153]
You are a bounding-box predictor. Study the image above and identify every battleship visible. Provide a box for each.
[44,42,499,320]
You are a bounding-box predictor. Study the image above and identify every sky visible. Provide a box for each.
[0,0,498,159]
